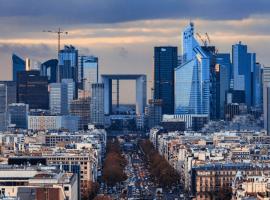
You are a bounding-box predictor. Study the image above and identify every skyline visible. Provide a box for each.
[1,1,270,102]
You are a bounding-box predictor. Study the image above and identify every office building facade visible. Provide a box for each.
[145,99,162,129]
[0,81,16,105]
[49,82,68,115]
[12,54,25,82]
[78,55,98,93]
[175,23,210,116]
[0,84,7,130]
[91,83,104,125]
[154,46,177,114]
[232,42,256,108]
[16,71,49,109]
[62,79,75,111]
[40,59,58,83]
[58,45,78,82]
[8,103,29,129]
[264,66,270,130]
[70,97,91,130]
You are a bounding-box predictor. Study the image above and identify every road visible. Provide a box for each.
[98,136,188,199]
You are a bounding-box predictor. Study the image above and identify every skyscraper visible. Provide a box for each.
[175,23,210,116]
[0,81,17,104]
[253,63,263,110]
[40,59,58,83]
[70,97,91,130]
[62,79,75,111]
[17,71,49,109]
[12,54,25,81]
[0,84,7,130]
[266,83,270,135]
[58,45,78,83]
[90,83,104,125]
[232,42,256,108]
[49,82,68,115]
[154,46,177,114]
[213,53,231,119]
[263,66,270,130]
[78,56,99,94]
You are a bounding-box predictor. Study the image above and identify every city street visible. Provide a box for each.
[98,136,187,200]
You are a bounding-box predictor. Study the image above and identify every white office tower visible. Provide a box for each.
[62,79,75,111]
[49,83,68,115]
[79,56,98,97]
[90,83,104,125]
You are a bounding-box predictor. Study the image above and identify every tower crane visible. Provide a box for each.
[43,28,68,82]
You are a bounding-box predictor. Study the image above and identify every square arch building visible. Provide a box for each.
[101,74,147,115]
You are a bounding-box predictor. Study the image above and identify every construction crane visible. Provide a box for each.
[205,32,211,45]
[196,33,207,46]
[43,28,68,53]
[43,28,68,82]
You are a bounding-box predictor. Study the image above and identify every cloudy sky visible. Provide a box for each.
[0,0,270,102]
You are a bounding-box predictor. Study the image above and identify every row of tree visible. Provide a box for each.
[139,139,180,187]
[102,139,127,186]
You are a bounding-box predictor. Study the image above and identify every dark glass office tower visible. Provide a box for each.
[17,71,49,109]
[58,45,78,83]
[154,46,178,114]
[40,59,58,83]
[0,81,17,104]
[12,54,25,81]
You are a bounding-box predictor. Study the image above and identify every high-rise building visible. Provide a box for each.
[145,99,162,129]
[12,54,25,81]
[16,71,49,110]
[70,97,91,130]
[267,84,270,135]
[232,42,256,108]
[0,84,7,131]
[90,83,104,125]
[40,59,58,83]
[0,81,17,104]
[154,46,177,114]
[253,62,263,110]
[175,23,210,116]
[62,79,75,111]
[78,56,99,93]
[8,103,29,129]
[49,82,68,115]
[263,66,270,130]
[212,53,231,119]
[58,45,78,82]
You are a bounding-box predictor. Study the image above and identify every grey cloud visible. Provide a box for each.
[0,0,269,27]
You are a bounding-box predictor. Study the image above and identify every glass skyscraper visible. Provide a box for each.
[78,55,99,94]
[154,46,178,114]
[40,59,58,83]
[232,42,256,108]
[175,23,210,116]
[12,54,25,81]
[17,71,49,110]
[58,45,78,83]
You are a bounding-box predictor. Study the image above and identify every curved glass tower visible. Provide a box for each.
[175,23,210,115]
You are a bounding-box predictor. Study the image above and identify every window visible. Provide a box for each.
[64,186,69,191]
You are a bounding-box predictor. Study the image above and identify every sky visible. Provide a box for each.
[0,0,270,103]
